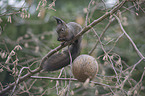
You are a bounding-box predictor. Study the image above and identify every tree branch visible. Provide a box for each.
[31,76,77,81]
[114,14,144,59]
[0,1,127,95]
[31,76,117,88]
[113,14,145,90]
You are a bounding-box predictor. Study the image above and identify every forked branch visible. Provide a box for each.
[0,1,127,95]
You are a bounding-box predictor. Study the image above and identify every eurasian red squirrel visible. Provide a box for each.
[41,17,82,71]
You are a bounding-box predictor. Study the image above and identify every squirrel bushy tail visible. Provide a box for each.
[41,17,82,71]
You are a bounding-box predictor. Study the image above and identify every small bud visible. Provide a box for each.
[7,16,12,23]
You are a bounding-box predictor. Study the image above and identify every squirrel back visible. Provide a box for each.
[41,17,82,71]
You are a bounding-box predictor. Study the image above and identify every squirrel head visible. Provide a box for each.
[53,17,70,41]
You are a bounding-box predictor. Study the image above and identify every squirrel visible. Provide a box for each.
[41,17,82,71]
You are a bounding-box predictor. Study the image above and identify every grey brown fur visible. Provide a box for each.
[41,17,82,71]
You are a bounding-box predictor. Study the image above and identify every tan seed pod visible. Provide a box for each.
[72,54,98,82]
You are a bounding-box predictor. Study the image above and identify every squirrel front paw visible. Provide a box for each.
[61,41,67,46]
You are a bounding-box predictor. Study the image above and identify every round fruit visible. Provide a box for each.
[72,54,98,82]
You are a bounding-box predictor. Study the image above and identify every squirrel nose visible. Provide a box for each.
[57,36,67,41]
[57,38,64,41]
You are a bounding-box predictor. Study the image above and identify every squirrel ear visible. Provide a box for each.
[53,16,66,25]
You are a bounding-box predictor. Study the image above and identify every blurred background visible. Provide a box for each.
[0,0,145,95]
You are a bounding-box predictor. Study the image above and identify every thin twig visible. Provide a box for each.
[92,28,120,85]
[89,18,115,55]
[108,33,124,53]
[10,67,30,96]
[114,14,145,89]
[0,1,127,95]
[101,0,107,10]
[0,11,21,17]
[131,70,145,93]
[120,58,144,89]
[67,45,73,95]
[31,76,77,81]
[30,76,117,88]
[85,0,93,26]
[114,14,144,59]
[0,67,41,95]
[56,68,64,95]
